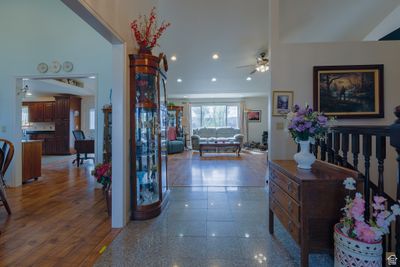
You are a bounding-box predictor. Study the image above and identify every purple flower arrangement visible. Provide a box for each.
[286,104,330,142]
[341,178,400,243]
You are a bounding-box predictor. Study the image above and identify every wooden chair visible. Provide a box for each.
[0,139,14,214]
[72,130,94,167]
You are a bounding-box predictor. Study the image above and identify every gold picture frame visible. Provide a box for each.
[272,91,294,116]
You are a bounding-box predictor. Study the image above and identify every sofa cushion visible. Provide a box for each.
[168,127,177,141]
[195,128,217,138]
[216,127,240,138]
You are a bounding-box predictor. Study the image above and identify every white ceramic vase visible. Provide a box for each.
[293,139,316,169]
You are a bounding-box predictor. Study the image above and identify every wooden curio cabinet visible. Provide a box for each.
[167,106,183,138]
[129,52,169,220]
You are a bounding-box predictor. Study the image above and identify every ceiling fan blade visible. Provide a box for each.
[249,69,257,75]
[236,64,254,69]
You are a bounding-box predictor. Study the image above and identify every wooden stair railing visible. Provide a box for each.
[310,105,400,262]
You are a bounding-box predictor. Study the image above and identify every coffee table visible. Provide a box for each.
[199,141,241,157]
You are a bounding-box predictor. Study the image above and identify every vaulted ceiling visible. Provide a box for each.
[75,0,400,99]
[157,0,269,99]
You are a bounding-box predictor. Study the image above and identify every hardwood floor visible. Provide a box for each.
[0,157,113,267]
[167,150,268,187]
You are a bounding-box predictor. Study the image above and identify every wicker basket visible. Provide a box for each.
[334,223,382,267]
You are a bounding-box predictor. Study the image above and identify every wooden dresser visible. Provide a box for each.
[268,160,360,267]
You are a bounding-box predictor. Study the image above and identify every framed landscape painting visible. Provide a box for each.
[313,65,384,118]
[247,110,261,122]
[272,91,293,116]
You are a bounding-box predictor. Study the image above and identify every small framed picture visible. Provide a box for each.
[247,110,261,122]
[272,91,294,116]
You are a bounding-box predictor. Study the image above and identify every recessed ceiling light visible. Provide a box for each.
[211,78,217,82]
[177,78,182,83]
[212,53,219,60]
[171,55,177,61]
[88,76,96,79]
[246,77,252,81]
[26,92,32,96]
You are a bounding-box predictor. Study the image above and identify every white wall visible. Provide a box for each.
[269,0,400,198]
[0,0,112,186]
[245,97,268,143]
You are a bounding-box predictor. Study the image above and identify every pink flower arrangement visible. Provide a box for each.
[340,177,400,243]
[92,163,112,188]
[130,7,171,51]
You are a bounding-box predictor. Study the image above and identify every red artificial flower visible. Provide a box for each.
[130,6,171,50]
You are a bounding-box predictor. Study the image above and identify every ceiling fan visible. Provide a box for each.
[237,52,269,75]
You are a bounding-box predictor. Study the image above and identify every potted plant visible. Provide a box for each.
[286,104,331,169]
[334,177,400,267]
[92,163,112,216]
[130,7,171,54]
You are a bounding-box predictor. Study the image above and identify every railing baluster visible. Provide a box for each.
[376,135,386,195]
[320,139,327,161]
[313,138,319,158]
[333,132,341,165]
[363,134,372,220]
[389,105,400,258]
[327,132,334,163]
[341,133,349,168]
[351,134,360,170]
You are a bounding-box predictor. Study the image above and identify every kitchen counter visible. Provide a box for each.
[26,130,55,135]
[22,139,44,143]
[22,140,42,183]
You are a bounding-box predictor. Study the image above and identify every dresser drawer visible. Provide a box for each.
[270,181,300,223]
[270,198,300,244]
[270,168,300,201]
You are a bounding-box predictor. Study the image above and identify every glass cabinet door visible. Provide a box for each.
[135,108,160,206]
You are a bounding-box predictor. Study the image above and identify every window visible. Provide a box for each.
[191,104,239,130]
[22,106,29,126]
[89,108,96,130]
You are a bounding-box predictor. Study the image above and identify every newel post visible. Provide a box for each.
[390,105,400,257]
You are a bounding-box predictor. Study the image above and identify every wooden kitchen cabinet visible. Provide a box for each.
[22,140,42,183]
[43,102,55,122]
[24,101,55,122]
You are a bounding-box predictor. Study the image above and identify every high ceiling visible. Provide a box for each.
[279,0,400,43]
[157,0,269,99]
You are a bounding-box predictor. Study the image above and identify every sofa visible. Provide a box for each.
[191,127,244,150]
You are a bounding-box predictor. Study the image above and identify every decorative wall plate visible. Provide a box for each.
[63,61,73,72]
[37,63,48,73]
[50,61,61,73]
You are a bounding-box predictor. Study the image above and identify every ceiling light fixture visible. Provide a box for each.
[246,77,252,81]
[177,78,182,83]
[212,53,219,60]
[171,55,177,61]
[88,76,96,79]
[26,92,33,96]
[211,78,217,82]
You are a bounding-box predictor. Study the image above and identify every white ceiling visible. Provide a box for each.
[279,0,400,43]
[157,0,269,99]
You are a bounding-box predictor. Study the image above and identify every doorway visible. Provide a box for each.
[15,75,99,185]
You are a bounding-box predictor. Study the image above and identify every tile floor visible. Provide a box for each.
[95,187,333,267]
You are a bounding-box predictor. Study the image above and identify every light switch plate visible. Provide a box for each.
[276,122,284,130]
